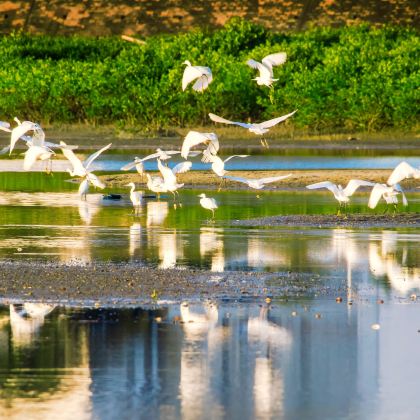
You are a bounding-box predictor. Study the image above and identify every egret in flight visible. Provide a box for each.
[60,141,111,200]
[387,161,420,186]
[181,131,219,159]
[126,182,143,215]
[306,180,375,215]
[157,159,192,205]
[182,61,213,92]
[247,52,287,87]
[368,183,408,214]
[209,110,297,148]
[198,193,218,219]
[146,173,167,199]
[224,174,292,190]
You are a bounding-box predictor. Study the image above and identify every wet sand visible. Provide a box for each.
[232,213,420,228]
[102,169,420,191]
[0,262,325,306]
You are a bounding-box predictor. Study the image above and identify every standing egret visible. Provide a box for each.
[182,61,213,92]
[368,183,408,214]
[247,52,287,87]
[181,131,219,159]
[387,161,420,185]
[224,174,292,190]
[209,111,297,148]
[198,193,218,219]
[126,182,143,215]
[306,179,376,215]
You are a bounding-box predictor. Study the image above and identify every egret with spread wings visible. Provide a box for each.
[182,60,213,92]
[181,131,219,159]
[247,52,287,87]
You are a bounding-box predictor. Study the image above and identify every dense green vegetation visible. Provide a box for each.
[0,19,418,132]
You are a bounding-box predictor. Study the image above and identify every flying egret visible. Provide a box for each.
[201,151,249,189]
[368,183,408,214]
[121,149,200,177]
[182,60,213,92]
[223,174,292,190]
[157,159,192,205]
[60,142,111,200]
[387,161,420,186]
[126,182,143,215]
[198,193,218,219]
[209,110,297,148]
[181,131,219,159]
[247,52,287,87]
[306,179,376,215]
[1,118,69,171]
[146,173,166,199]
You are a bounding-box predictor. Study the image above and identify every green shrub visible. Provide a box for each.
[0,19,418,132]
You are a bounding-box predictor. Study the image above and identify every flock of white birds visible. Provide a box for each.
[1,52,419,219]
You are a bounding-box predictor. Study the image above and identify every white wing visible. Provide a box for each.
[306,181,340,195]
[0,146,10,155]
[121,159,140,171]
[182,131,216,159]
[10,121,36,153]
[262,53,287,70]
[368,184,388,209]
[60,141,86,175]
[23,146,45,171]
[343,179,375,197]
[259,174,292,184]
[258,110,297,129]
[87,173,105,189]
[223,175,249,185]
[172,161,192,175]
[84,143,112,170]
[223,155,249,163]
[182,65,205,91]
[158,159,176,185]
[193,72,212,92]
[387,161,420,185]
[208,113,252,129]
[246,59,272,79]
[393,183,408,206]
[0,121,11,132]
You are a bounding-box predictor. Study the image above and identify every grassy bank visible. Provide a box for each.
[0,19,419,133]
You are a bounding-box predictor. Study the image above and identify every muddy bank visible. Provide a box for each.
[102,169,420,191]
[231,213,420,228]
[0,262,333,306]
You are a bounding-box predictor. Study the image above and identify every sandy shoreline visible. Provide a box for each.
[102,169,420,191]
[0,262,328,306]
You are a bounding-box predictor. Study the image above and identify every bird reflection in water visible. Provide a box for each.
[9,303,55,347]
[200,227,224,272]
[369,231,420,295]
[146,201,169,227]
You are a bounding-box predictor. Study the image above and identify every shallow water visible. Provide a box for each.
[1,296,420,419]
[0,162,419,418]
[1,150,420,172]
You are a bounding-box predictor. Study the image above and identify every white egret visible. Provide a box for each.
[209,110,297,147]
[121,148,196,177]
[181,131,219,159]
[146,173,166,198]
[182,60,213,92]
[306,179,375,215]
[61,142,110,200]
[368,183,408,213]
[157,159,192,204]
[223,173,292,190]
[387,161,420,185]
[198,193,218,219]
[247,52,287,87]
[202,151,249,190]
[126,182,143,215]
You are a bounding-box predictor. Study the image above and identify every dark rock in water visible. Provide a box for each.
[143,194,157,199]
[103,194,122,200]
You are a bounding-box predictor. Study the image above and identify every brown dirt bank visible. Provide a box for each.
[0,262,327,306]
[102,169,420,191]
[1,126,418,151]
[231,213,420,228]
